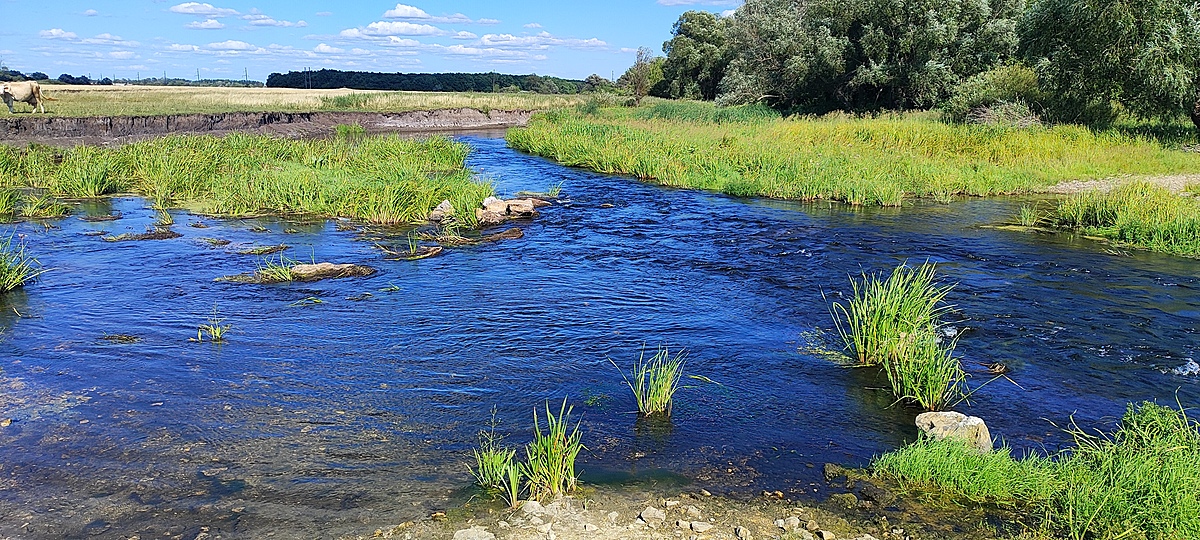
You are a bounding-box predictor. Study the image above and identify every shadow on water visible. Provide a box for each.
[0,134,1196,538]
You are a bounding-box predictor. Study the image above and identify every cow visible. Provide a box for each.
[1,81,56,113]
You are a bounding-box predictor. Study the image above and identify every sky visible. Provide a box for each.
[0,1,741,82]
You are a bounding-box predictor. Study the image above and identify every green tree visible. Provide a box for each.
[618,48,665,105]
[1019,0,1200,127]
[719,0,1023,112]
[661,11,732,100]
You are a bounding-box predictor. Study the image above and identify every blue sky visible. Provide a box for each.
[0,1,741,82]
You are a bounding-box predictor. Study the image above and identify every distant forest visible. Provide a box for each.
[266,69,592,94]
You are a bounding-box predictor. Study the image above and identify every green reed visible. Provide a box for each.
[18,193,70,219]
[880,327,965,411]
[1051,181,1200,256]
[254,254,297,284]
[0,233,47,292]
[873,402,1200,540]
[470,407,515,490]
[830,262,954,366]
[610,346,687,417]
[507,107,1200,207]
[522,398,583,500]
[195,306,232,342]
[0,188,18,218]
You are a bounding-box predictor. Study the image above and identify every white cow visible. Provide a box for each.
[1,81,56,113]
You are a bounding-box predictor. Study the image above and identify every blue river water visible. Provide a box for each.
[0,133,1196,538]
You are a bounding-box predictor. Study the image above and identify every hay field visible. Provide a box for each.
[7,85,589,117]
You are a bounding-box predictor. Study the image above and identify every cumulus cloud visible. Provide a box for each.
[341,21,444,38]
[82,33,140,46]
[83,9,99,16]
[167,43,201,51]
[208,40,256,51]
[186,19,225,29]
[39,29,78,40]
[478,18,501,25]
[169,2,239,17]
[480,31,606,50]
[314,43,343,53]
[453,31,478,40]
[243,14,308,27]
[382,4,488,24]
[108,51,136,59]
[523,23,542,28]
[721,9,737,17]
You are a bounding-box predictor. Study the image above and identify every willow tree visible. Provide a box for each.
[661,10,733,100]
[1020,0,1200,127]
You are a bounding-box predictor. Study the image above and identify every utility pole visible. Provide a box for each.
[163,70,167,85]
[196,68,200,83]
[244,67,249,86]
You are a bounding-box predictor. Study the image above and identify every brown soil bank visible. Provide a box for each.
[0,109,532,146]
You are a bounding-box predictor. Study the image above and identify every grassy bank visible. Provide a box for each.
[4,85,589,117]
[1048,181,1200,257]
[506,103,1200,206]
[874,402,1200,539]
[0,133,492,225]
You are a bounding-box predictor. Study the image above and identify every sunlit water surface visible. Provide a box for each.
[1,134,1196,538]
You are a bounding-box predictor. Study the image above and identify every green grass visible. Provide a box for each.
[470,408,515,491]
[506,106,1200,207]
[0,233,47,292]
[17,193,70,219]
[522,399,584,500]
[828,262,963,410]
[609,346,687,417]
[0,188,19,218]
[0,133,493,226]
[873,402,1200,540]
[195,306,231,342]
[1051,181,1200,257]
[254,255,297,284]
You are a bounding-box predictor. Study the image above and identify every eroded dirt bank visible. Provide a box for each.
[0,108,532,146]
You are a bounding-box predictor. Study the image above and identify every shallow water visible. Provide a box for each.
[1,134,1197,539]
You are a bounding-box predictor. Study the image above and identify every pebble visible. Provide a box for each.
[699,489,712,497]
[736,526,753,540]
[535,523,551,533]
[691,521,713,533]
[582,523,598,532]
[784,516,801,529]
[640,506,667,523]
[452,526,495,540]
[676,520,690,528]
[528,516,544,526]
[807,520,821,532]
[521,500,544,515]
[685,505,702,518]
[818,531,837,540]
[607,511,619,523]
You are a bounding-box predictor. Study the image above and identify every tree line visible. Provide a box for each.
[266,69,595,94]
[648,0,1200,127]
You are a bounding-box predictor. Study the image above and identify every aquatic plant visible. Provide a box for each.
[500,461,523,509]
[470,408,515,490]
[196,307,232,343]
[880,328,965,411]
[873,402,1200,540]
[0,234,47,292]
[830,262,954,366]
[522,399,583,500]
[1050,181,1200,257]
[334,123,367,140]
[1017,204,1042,226]
[609,346,687,417]
[19,194,70,219]
[255,254,297,283]
[0,188,18,218]
[507,109,1200,207]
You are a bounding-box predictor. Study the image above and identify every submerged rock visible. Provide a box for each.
[102,228,182,242]
[915,411,993,453]
[290,263,376,282]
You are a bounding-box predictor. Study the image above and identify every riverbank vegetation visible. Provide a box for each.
[0,233,45,292]
[471,400,583,504]
[3,85,590,117]
[609,346,687,416]
[829,262,963,411]
[1050,182,1200,257]
[508,105,1200,207]
[0,133,493,225]
[873,402,1200,539]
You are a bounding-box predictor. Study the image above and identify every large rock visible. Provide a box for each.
[475,209,506,226]
[915,411,993,453]
[290,263,376,282]
[428,199,454,222]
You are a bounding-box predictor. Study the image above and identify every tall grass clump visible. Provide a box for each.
[873,402,1200,540]
[1051,181,1200,256]
[829,262,962,410]
[523,399,584,500]
[610,346,687,416]
[0,189,19,219]
[470,408,516,490]
[0,234,47,292]
[507,110,1200,207]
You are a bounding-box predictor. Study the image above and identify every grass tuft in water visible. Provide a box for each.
[1051,181,1200,256]
[610,346,687,417]
[873,402,1200,539]
[254,254,297,283]
[470,407,515,491]
[522,398,584,500]
[0,233,47,292]
[195,306,232,343]
[19,193,70,219]
[0,189,19,219]
[1018,203,1043,226]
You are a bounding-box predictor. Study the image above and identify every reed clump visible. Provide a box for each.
[610,346,687,417]
[829,262,963,411]
[0,133,493,226]
[873,402,1200,540]
[0,233,47,292]
[468,399,584,504]
[1051,181,1200,256]
[507,106,1200,207]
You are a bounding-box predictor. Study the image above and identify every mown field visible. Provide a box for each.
[4,85,590,117]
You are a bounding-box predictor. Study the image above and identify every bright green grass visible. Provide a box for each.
[610,346,687,417]
[522,399,583,501]
[507,106,1200,206]
[873,402,1200,539]
[0,133,492,225]
[1051,181,1200,257]
[0,233,47,292]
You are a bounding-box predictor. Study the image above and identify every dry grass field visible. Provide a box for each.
[5,85,590,117]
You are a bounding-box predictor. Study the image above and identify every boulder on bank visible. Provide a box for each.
[915,411,993,453]
[428,200,454,222]
[474,196,547,225]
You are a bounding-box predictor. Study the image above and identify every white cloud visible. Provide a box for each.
[108,51,136,59]
[170,2,239,17]
[453,31,477,40]
[314,43,343,53]
[341,21,444,38]
[167,43,201,51]
[524,23,542,28]
[316,11,333,16]
[39,29,78,40]
[186,19,225,29]
[208,40,256,51]
[721,9,737,17]
[478,18,501,25]
[383,4,486,24]
[83,9,99,16]
[243,14,308,27]
[82,33,140,46]
[481,32,606,50]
